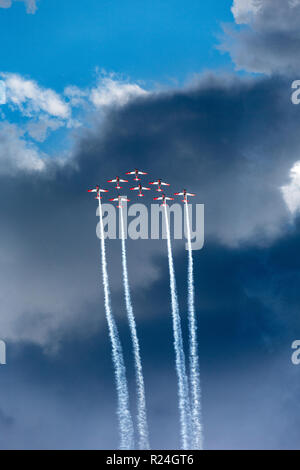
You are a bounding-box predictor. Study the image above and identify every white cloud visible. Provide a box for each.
[222,0,300,75]
[0,122,45,174]
[64,85,88,107]
[281,161,300,214]
[232,0,262,24]
[0,0,12,9]
[24,0,37,13]
[0,80,6,104]
[1,73,70,119]
[1,72,148,127]
[0,0,38,14]
[90,76,148,108]
[0,71,148,175]
[232,0,300,28]
[64,74,148,110]
[25,117,64,142]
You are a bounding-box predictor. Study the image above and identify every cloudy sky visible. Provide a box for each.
[0,0,300,450]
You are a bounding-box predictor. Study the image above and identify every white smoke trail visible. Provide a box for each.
[185,203,203,450]
[97,197,135,450]
[163,204,191,450]
[120,208,150,450]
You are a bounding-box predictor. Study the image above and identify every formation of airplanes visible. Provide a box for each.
[88,169,196,206]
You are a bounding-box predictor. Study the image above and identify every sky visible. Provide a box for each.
[1,0,300,450]
[0,0,232,86]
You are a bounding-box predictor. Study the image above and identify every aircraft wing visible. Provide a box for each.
[107,179,117,183]
[142,187,151,190]
[130,186,140,191]
[174,192,184,196]
[138,171,148,175]
[119,179,129,183]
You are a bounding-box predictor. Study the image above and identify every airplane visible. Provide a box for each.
[174,189,196,203]
[87,185,109,199]
[126,169,148,181]
[149,179,170,192]
[109,195,130,208]
[130,183,151,197]
[107,176,129,189]
[153,193,174,206]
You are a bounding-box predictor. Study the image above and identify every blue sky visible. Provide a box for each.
[0,0,233,90]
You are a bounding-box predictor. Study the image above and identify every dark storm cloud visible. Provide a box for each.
[0,73,299,345]
[220,0,300,75]
[1,228,300,449]
[0,408,14,429]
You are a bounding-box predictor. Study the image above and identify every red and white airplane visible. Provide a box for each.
[126,169,148,181]
[109,195,130,208]
[130,183,151,197]
[149,179,170,192]
[153,193,174,206]
[174,189,196,203]
[107,176,128,189]
[87,185,109,199]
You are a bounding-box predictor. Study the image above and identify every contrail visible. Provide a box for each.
[163,204,191,450]
[97,196,135,450]
[119,208,150,450]
[185,203,203,450]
